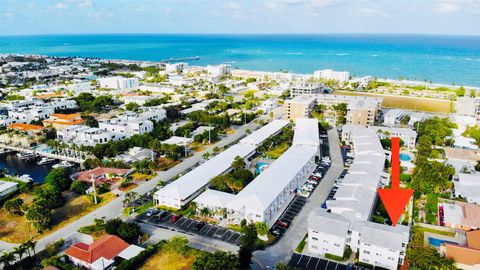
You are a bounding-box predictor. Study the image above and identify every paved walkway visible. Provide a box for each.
[253,128,344,269]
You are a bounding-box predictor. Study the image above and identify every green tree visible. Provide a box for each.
[239,223,257,268]
[117,222,141,240]
[45,167,71,192]
[411,157,455,195]
[25,204,53,232]
[70,180,89,195]
[417,136,433,157]
[4,198,24,216]
[255,222,269,236]
[193,251,239,270]
[231,156,246,171]
[34,185,64,209]
[125,102,139,112]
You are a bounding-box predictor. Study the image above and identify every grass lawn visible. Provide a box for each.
[338,91,453,113]
[118,183,138,192]
[139,250,197,270]
[414,226,456,237]
[131,173,154,181]
[265,142,290,159]
[0,192,116,243]
[157,158,180,171]
[123,201,154,216]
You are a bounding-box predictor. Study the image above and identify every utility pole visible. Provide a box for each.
[208,123,211,144]
[90,175,97,205]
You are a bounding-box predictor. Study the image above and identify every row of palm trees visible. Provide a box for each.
[0,239,37,269]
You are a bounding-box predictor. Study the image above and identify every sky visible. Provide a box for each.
[1,0,480,36]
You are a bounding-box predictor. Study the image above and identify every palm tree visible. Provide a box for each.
[23,239,36,258]
[0,252,15,268]
[12,245,25,261]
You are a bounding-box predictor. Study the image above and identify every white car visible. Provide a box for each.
[314,172,322,178]
[303,185,314,192]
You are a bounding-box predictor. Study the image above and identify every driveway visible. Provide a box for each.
[253,128,344,269]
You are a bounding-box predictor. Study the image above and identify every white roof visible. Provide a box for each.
[440,203,463,225]
[239,120,289,146]
[193,189,236,208]
[161,136,193,146]
[155,144,255,202]
[455,173,480,203]
[360,222,409,251]
[308,208,350,238]
[228,146,317,213]
[328,128,385,221]
[292,118,320,148]
[0,180,18,193]
[118,245,145,260]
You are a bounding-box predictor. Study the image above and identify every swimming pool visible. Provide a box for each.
[428,237,455,247]
[400,153,412,162]
[255,162,269,174]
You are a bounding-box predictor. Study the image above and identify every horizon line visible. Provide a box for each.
[1,32,480,38]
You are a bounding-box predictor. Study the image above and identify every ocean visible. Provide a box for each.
[1,34,480,87]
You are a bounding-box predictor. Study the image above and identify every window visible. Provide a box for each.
[363,250,370,254]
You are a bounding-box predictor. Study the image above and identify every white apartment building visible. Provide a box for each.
[98,119,153,136]
[290,82,325,97]
[314,69,350,82]
[67,82,92,93]
[57,125,125,146]
[154,120,288,209]
[165,62,187,74]
[8,107,54,123]
[206,64,231,77]
[98,76,139,90]
[346,99,379,127]
[191,118,318,227]
[383,109,405,126]
[343,125,417,149]
[308,126,410,270]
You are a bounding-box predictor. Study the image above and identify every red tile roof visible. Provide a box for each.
[74,167,129,183]
[64,235,130,264]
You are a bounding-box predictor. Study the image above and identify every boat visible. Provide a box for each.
[37,157,56,165]
[52,161,74,169]
[16,152,37,160]
[0,148,12,156]
[18,174,33,183]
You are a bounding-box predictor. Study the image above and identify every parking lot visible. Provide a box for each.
[270,196,307,236]
[136,211,242,245]
[289,253,349,270]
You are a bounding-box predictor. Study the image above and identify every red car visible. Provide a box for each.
[309,175,321,181]
[171,214,183,223]
[275,220,289,228]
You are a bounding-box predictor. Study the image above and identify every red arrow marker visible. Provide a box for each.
[377,137,413,226]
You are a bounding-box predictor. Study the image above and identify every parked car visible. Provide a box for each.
[275,220,289,228]
[194,222,207,231]
[155,210,169,220]
[146,209,155,217]
[171,214,182,223]
[307,180,318,185]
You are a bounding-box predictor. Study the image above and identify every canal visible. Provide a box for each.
[0,153,78,183]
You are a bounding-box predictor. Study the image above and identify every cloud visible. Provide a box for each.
[225,2,242,18]
[437,1,462,13]
[3,12,13,18]
[226,2,241,10]
[65,0,94,8]
[54,2,68,9]
[358,7,388,17]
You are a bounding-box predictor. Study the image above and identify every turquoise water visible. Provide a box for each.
[1,34,480,86]
[428,237,455,247]
[399,153,412,162]
[255,162,269,174]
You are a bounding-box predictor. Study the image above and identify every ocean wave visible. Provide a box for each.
[335,53,350,56]
[285,52,304,55]
[223,61,237,64]
[465,57,480,61]
[225,49,239,53]
[370,54,379,57]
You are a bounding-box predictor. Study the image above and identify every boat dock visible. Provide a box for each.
[0,144,84,164]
